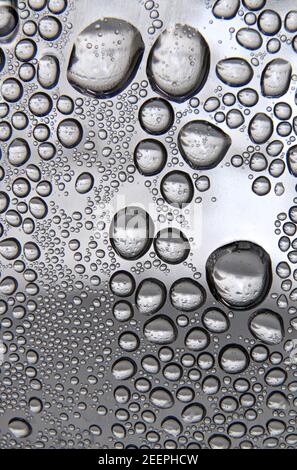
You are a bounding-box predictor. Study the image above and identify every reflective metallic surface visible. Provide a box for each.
[0,0,297,449]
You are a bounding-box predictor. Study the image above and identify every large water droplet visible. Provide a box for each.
[154,228,190,264]
[147,24,210,102]
[160,170,194,207]
[110,206,154,260]
[213,0,239,19]
[261,59,292,98]
[136,279,166,315]
[178,120,231,170]
[67,18,144,98]
[144,315,177,344]
[170,278,205,311]
[219,344,249,373]
[216,58,253,87]
[8,418,32,439]
[206,241,272,310]
[249,310,284,345]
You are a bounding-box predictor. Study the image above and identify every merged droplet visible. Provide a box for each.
[67,18,144,98]
[110,206,154,260]
[178,120,231,170]
[206,241,272,310]
[249,310,284,345]
[147,24,210,102]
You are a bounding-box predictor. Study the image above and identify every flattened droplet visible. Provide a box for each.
[147,24,210,102]
[261,59,292,98]
[144,315,177,344]
[178,120,231,170]
[216,58,253,87]
[206,241,272,310]
[249,310,284,345]
[219,344,249,374]
[8,418,32,439]
[110,206,154,260]
[249,113,273,144]
[67,18,144,98]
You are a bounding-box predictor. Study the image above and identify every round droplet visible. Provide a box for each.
[249,113,273,144]
[57,119,83,148]
[261,59,292,98]
[139,97,174,135]
[154,228,190,264]
[8,418,32,439]
[219,344,249,374]
[160,171,194,207]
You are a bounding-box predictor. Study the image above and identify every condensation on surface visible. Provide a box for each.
[0,0,297,450]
